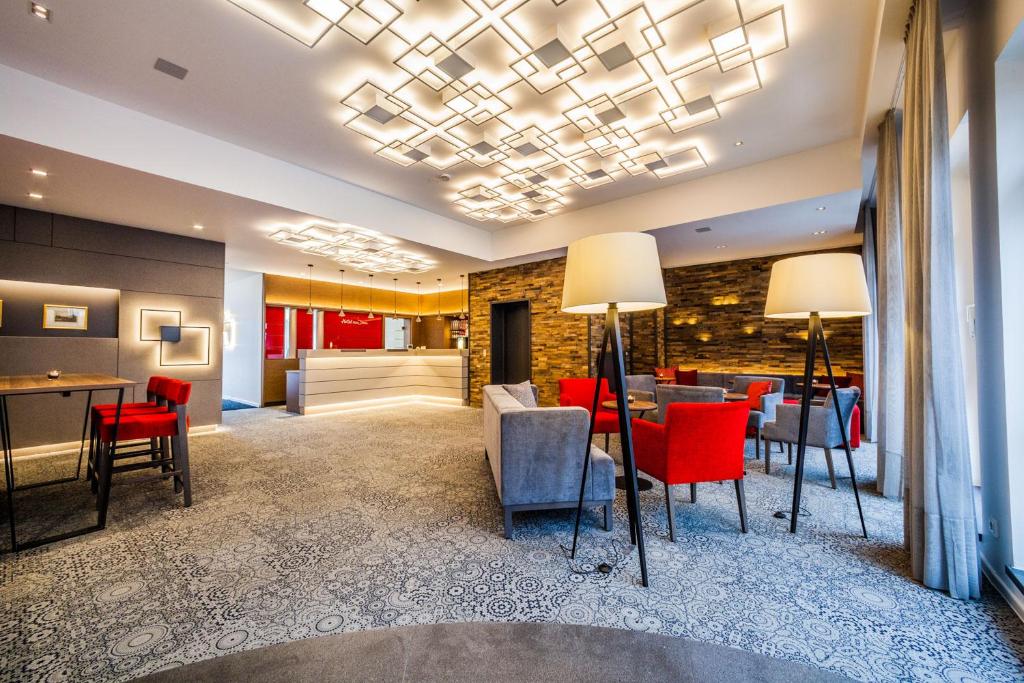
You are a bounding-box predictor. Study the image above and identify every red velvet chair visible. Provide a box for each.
[91,378,193,527]
[631,402,750,541]
[558,378,619,451]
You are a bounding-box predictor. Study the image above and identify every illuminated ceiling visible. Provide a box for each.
[227,0,788,224]
[269,220,437,273]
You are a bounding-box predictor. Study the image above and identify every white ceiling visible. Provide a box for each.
[0,133,860,286]
[0,134,535,289]
[0,0,878,228]
[0,0,903,280]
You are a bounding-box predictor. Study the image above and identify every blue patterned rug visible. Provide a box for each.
[3,405,1022,682]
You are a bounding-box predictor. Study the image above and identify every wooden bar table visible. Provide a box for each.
[0,373,135,552]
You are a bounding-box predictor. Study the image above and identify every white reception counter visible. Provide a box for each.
[291,349,468,414]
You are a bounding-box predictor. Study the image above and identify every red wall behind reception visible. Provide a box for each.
[265,305,285,359]
[295,308,314,350]
[323,311,383,349]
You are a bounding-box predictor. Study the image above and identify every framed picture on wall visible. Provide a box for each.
[43,304,88,330]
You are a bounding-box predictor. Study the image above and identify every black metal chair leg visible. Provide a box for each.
[734,479,748,533]
[665,483,677,542]
[689,483,696,503]
[755,428,761,459]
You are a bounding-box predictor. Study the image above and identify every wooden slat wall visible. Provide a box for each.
[264,274,465,316]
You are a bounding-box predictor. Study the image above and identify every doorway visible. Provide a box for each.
[490,300,531,385]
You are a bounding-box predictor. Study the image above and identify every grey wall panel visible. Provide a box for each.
[117,291,222,385]
[52,214,225,269]
[0,205,13,241]
[0,204,225,450]
[0,279,119,338]
[0,241,224,299]
[186,379,222,428]
[0,337,119,448]
[14,208,52,246]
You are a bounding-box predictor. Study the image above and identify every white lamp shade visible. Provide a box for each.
[764,253,872,319]
[561,232,667,314]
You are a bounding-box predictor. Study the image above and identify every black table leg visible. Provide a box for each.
[74,390,93,479]
[1,396,17,551]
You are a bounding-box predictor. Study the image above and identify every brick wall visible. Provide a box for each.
[469,257,589,406]
[661,247,864,375]
[468,247,864,406]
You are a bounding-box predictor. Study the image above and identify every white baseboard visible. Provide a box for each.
[981,554,1024,623]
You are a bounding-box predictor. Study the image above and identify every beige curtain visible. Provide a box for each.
[901,0,980,599]
[875,110,905,500]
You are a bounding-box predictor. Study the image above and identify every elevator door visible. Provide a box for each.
[490,300,531,385]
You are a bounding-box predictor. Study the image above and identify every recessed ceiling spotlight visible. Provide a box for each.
[27,192,43,199]
[30,168,48,176]
[734,140,744,146]
[30,3,50,21]
[715,244,728,249]
[193,224,205,230]
[816,206,827,211]
[813,230,828,235]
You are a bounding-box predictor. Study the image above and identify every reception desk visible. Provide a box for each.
[291,349,468,414]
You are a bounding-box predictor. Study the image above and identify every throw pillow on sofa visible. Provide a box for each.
[504,381,538,407]
[746,381,772,410]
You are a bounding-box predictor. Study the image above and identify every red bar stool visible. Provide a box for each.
[87,376,172,484]
[92,379,193,527]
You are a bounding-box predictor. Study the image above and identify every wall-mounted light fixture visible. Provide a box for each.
[140,308,211,366]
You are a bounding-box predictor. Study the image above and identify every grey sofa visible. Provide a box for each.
[762,387,861,485]
[730,376,785,459]
[483,384,615,539]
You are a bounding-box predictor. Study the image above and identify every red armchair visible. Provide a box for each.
[631,402,750,541]
[558,378,620,451]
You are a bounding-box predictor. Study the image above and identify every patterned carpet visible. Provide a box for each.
[2,404,1022,682]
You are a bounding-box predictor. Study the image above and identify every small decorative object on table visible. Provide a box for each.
[46,369,61,380]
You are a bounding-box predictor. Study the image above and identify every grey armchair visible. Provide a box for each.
[625,374,657,404]
[653,384,723,424]
[762,387,861,486]
[730,376,785,460]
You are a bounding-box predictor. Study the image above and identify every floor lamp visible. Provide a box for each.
[764,253,871,537]
[562,232,667,588]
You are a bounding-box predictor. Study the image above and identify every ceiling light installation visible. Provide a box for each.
[269,222,437,274]
[227,0,789,224]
